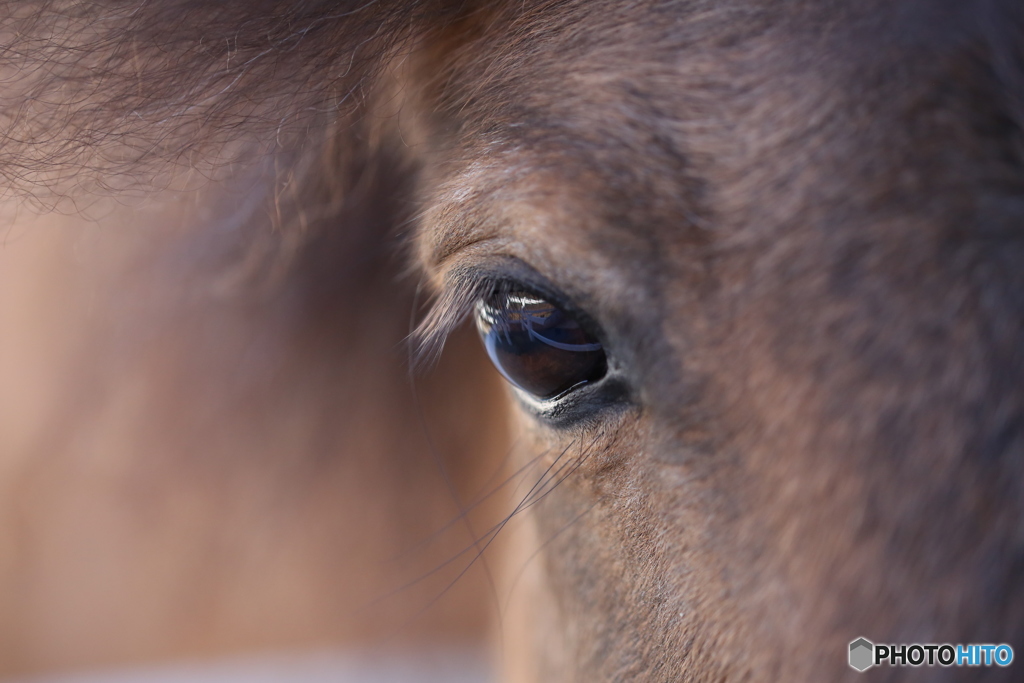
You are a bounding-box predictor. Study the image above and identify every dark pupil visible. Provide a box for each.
[475,292,607,400]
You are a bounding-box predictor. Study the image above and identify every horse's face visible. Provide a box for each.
[414,2,1024,679]
[3,0,1022,680]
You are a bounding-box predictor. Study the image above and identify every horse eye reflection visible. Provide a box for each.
[474,293,607,400]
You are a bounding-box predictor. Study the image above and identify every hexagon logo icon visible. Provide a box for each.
[849,637,874,672]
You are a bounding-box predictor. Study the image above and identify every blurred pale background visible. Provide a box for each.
[0,183,515,681]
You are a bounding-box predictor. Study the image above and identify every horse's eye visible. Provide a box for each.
[475,292,607,400]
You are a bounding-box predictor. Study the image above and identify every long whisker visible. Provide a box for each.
[371,438,579,603]
[392,436,544,562]
[402,428,606,617]
[501,500,600,615]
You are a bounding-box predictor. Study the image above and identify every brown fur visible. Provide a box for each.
[1,0,1023,680]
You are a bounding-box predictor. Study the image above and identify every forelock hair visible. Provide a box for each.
[0,0,467,203]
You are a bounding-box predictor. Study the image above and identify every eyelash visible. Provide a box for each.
[413,272,510,368]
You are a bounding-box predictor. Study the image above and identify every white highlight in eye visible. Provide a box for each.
[475,296,603,353]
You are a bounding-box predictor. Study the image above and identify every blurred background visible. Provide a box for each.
[0,169,514,681]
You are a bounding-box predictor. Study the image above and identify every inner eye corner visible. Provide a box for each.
[474,286,608,404]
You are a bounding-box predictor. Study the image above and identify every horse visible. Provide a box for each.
[0,1,1021,680]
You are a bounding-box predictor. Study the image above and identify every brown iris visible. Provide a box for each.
[475,292,607,400]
